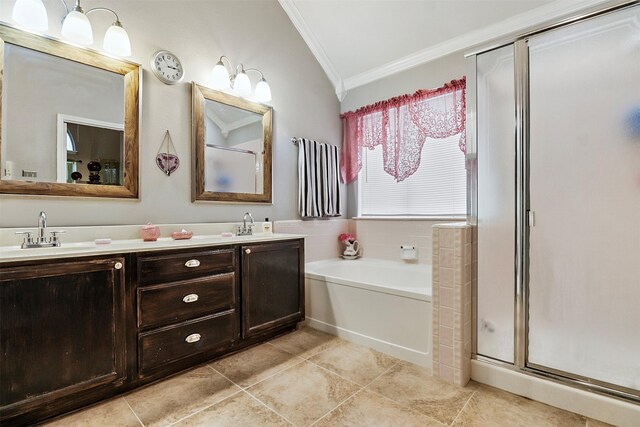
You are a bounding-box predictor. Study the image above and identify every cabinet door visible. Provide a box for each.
[241,240,304,338]
[0,257,126,424]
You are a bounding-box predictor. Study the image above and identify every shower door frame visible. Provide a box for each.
[467,0,640,404]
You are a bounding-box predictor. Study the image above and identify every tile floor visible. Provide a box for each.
[46,327,611,427]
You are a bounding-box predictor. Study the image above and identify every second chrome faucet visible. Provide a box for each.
[236,212,255,236]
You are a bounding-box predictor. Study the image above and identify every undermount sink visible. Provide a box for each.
[0,244,93,258]
[189,234,224,240]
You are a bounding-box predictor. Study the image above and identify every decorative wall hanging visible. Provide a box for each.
[156,130,180,176]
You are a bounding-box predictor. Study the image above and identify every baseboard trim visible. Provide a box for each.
[471,359,640,427]
[305,317,431,368]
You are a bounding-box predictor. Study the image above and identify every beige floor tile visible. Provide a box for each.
[451,384,586,427]
[173,392,290,427]
[308,340,399,385]
[247,360,360,427]
[210,343,303,388]
[314,389,444,427]
[125,366,240,427]
[268,326,343,359]
[367,362,473,425]
[586,418,615,427]
[44,397,140,427]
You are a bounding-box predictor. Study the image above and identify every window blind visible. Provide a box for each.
[358,133,466,216]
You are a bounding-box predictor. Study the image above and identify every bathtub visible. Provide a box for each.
[305,258,432,367]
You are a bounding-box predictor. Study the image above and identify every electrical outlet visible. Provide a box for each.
[22,170,37,178]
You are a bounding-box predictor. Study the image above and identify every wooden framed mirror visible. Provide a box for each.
[192,82,272,203]
[0,24,140,198]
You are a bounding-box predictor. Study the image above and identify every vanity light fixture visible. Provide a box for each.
[60,1,93,45]
[211,56,272,102]
[11,0,48,31]
[11,0,132,57]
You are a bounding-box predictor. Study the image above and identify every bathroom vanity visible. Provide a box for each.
[0,235,304,426]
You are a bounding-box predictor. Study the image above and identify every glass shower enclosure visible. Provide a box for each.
[472,2,640,401]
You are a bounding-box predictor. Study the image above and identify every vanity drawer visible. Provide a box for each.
[137,273,236,329]
[138,310,236,373]
[137,249,235,285]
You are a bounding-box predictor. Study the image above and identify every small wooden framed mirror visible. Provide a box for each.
[0,24,140,198]
[192,82,272,203]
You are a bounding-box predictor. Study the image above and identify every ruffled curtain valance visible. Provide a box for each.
[340,77,466,183]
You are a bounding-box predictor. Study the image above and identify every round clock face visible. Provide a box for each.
[151,50,184,84]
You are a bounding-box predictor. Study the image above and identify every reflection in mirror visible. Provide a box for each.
[204,100,263,194]
[192,83,272,203]
[0,24,140,198]
[59,118,124,185]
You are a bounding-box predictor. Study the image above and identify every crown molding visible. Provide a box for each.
[278,0,345,100]
[280,0,619,98]
[206,110,262,138]
[344,0,618,91]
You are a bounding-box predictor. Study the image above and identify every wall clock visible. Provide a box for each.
[150,50,184,84]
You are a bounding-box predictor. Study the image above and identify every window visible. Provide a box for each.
[358,133,467,216]
[341,77,467,217]
[66,129,77,154]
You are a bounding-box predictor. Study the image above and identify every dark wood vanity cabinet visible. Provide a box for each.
[0,257,127,425]
[135,247,240,377]
[0,238,304,425]
[241,240,305,339]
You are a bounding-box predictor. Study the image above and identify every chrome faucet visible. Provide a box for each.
[236,212,255,236]
[38,211,47,243]
[15,211,65,248]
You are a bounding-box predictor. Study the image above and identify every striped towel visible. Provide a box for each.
[297,138,342,218]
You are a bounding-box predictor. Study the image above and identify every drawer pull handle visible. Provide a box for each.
[182,294,199,303]
[185,333,201,343]
[245,249,251,254]
[185,259,201,268]
[114,262,123,270]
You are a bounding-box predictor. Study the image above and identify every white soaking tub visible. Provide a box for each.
[305,258,432,367]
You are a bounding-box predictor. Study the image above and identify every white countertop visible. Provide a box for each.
[0,231,305,263]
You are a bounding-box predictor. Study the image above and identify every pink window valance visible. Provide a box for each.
[340,77,466,184]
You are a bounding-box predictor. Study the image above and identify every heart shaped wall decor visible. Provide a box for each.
[156,130,180,176]
[156,153,180,176]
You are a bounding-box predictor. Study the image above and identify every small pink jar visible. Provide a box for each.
[140,223,161,241]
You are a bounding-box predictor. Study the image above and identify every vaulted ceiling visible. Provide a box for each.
[278,0,611,99]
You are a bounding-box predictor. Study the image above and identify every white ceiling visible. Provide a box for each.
[278,0,612,99]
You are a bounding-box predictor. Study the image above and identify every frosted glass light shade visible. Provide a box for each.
[211,63,231,90]
[61,10,93,46]
[12,0,48,31]
[103,24,131,57]
[233,72,252,97]
[254,79,272,102]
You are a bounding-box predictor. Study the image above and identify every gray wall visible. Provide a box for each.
[340,52,466,217]
[0,0,342,227]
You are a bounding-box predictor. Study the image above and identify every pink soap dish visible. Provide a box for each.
[171,229,193,240]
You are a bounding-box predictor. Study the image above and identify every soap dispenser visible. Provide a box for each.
[262,218,273,234]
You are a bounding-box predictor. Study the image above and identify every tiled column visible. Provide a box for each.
[432,223,473,386]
